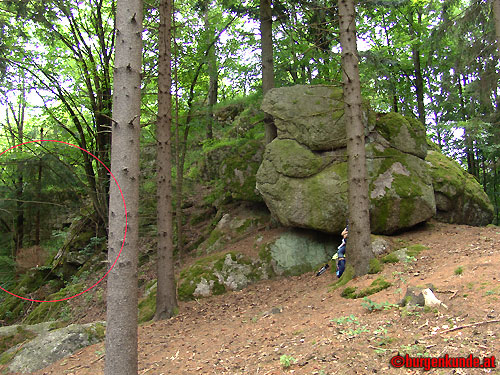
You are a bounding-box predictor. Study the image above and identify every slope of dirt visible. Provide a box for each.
[12,222,500,374]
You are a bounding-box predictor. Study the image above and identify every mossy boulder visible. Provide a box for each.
[257,85,496,234]
[268,229,336,276]
[257,148,349,234]
[3,322,105,374]
[199,206,270,254]
[366,143,436,234]
[257,139,435,234]
[177,252,270,301]
[200,139,264,202]
[375,112,428,159]
[261,85,375,150]
[426,151,493,226]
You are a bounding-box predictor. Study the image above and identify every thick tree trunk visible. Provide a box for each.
[104,0,142,373]
[260,0,277,144]
[338,0,373,277]
[155,0,178,321]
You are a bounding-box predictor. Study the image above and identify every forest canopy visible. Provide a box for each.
[0,0,499,274]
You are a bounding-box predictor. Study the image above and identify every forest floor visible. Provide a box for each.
[19,221,500,374]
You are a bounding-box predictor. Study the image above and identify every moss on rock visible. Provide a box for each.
[266,139,326,178]
[375,112,427,158]
[178,251,266,301]
[426,150,493,225]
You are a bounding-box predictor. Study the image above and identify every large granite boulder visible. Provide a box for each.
[256,85,436,234]
[261,85,375,151]
[256,85,493,234]
[426,151,494,225]
[3,322,105,374]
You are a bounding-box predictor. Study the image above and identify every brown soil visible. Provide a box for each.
[13,222,500,374]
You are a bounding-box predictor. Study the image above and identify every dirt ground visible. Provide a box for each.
[17,221,500,374]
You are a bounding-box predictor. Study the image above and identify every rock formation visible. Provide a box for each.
[256,85,493,234]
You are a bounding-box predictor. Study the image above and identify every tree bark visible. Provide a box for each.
[35,127,44,246]
[260,0,277,144]
[338,0,373,277]
[155,0,178,321]
[104,0,142,373]
[493,0,500,57]
[410,9,425,126]
[205,7,218,140]
[6,81,25,259]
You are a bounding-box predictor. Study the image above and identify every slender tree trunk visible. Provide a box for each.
[205,8,218,140]
[35,127,44,246]
[338,0,373,277]
[410,10,425,126]
[155,0,178,321]
[382,13,398,113]
[260,0,277,144]
[493,0,500,56]
[104,0,142,372]
[494,158,499,224]
[6,82,25,258]
[458,74,477,177]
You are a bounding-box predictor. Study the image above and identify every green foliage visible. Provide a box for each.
[361,297,397,312]
[367,258,383,274]
[279,354,297,369]
[454,266,464,276]
[330,314,358,325]
[24,283,84,324]
[0,255,16,290]
[381,252,400,263]
[341,277,392,299]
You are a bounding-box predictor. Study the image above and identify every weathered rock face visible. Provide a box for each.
[256,85,436,234]
[200,139,264,202]
[266,229,335,275]
[426,151,494,225]
[262,85,374,150]
[256,85,493,233]
[4,322,105,374]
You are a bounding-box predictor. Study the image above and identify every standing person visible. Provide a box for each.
[333,225,348,278]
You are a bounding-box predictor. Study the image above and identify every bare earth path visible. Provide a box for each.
[27,222,500,374]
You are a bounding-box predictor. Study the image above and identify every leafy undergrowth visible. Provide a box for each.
[23,221,500,375]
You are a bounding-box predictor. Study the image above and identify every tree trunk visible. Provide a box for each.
[35,127,44,246]
[494,159,499,224]
[155,0,178,321]
[6,81,25,259]
[493,0,500,56]
[338,0,373,277]
[458,74,477,177]
[205,8,218,140]
[104,0,142,373]
[260,0,277,144]
[410,10,425,126]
